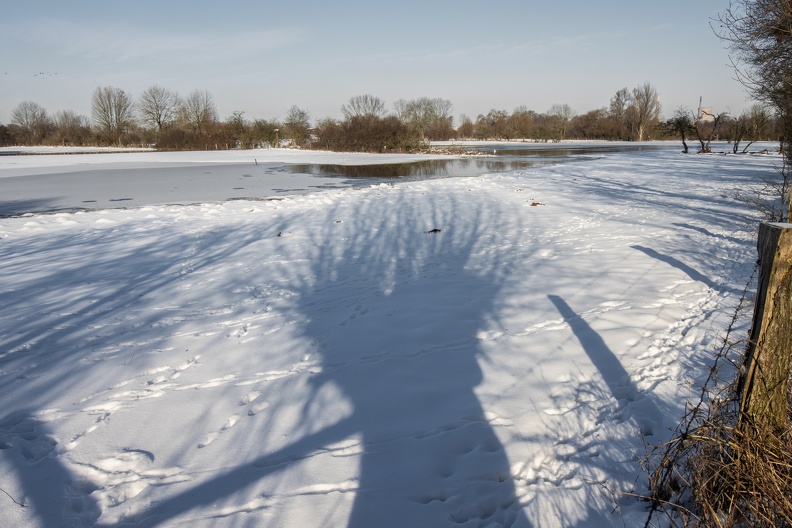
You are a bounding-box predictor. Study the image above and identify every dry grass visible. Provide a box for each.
[642,263,792,527]
[645,400,792,527]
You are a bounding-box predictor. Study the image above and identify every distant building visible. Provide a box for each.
[698,107,714,123]
[697,97,715,123]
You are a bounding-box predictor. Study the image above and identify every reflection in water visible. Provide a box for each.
[284,158,558,181]
[280,143,671,181]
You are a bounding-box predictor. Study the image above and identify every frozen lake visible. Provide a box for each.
[0,143,674,216]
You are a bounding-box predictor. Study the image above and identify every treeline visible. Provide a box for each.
[0,83,781,152]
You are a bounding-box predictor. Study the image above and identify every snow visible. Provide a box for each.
[0,145,775,527]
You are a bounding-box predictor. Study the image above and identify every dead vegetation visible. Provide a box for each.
[642,264,792,527]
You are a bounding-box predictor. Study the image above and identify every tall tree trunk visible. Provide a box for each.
[739,222,792,434]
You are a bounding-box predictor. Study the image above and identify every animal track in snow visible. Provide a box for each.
[339,304,369,326]
[68,449,190,525]
[240,390,262,405]
[248,401,270,416]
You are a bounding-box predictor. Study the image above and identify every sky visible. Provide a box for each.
[1,0,754,126]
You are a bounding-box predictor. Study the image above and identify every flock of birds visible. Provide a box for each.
[1,72,59,77]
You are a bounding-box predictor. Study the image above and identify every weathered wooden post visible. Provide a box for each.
[738,222,792,434]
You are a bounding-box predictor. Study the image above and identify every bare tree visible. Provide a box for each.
[228,110,246,129]
[457,114,474,138]
[394,97,454,140]
[92,86,135,145]
[629,82,662,141]
[717,1,792,216]
[732,104,772,153]
[10,101,50,144]
[693,108,727,153]
[283,105,311,146]
[341,95,387,119]
[480,109,509,139]
[179,90,218,135]
[53,110,91,146]
[510,106,535,139]
[138,85,180,132]
[547,103,576,141]
[609,87,631,139]
[716,1,792,117]
[665,107,694,153]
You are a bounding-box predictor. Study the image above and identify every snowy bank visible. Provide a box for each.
[0,148,775,527]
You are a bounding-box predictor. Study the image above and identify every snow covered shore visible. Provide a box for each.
[0,147,775,527]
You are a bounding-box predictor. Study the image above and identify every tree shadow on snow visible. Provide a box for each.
[537,295,669,527]
[631,245,742,296]
[549,295,661,437]
[110,188,531,527]
[0,411,100,526]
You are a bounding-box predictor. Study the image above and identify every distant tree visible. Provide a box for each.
[510,106,535,139]
[179,90,217,135]
[570,108,609,140]
[10,101,50,144]
[91,86,135,145]
[342,94,387,119]
[52,110,92,146]
[283,105,311,146]
[222,110,274,149]
[0,124,13,146]
[609,87,631,139]
[481,109,510,139]
[547,103,576,141]
[248,118,281,148]
[741,104,773,152]
[628,82,662,141]
[457,114,474,138]
[394,97,454,140]
[692,108,727,153]
[316,115,421,153]
[138,85,180,132]
[314,118,342,150]
[665,107,694,153]
[228,111,246,132]
[724,105,772,153]
[473,114,492,139]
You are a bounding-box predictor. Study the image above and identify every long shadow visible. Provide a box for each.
[548,295,659,437]
[671,222,744,246]
[104,189,530,526]
[631,244,741,295]
[297,206,524,527]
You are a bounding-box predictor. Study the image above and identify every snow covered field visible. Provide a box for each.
[0,146,775,527]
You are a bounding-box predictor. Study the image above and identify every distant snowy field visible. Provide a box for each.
[0,145,776,527]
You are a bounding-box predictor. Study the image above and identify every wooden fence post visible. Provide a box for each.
[738,222,792,434]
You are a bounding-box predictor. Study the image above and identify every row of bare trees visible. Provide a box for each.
[3,86,218,148]
[0,82,779,151]
[665,103,776,154]
[456,84,663,142]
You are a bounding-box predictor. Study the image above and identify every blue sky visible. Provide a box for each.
[1,0,752,125]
